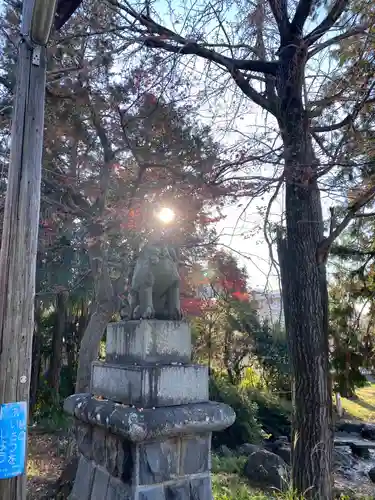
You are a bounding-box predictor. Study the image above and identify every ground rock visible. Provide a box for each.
[368,466,375,483]
[361,424,375,441]
[264,437,289,454]
[350,444,371,459]
[243,448,289,491]
[333,448,352,470]
[336,421,363,435]
[237,443,261,456]
[218,445,233,457]
[273,446,291,466]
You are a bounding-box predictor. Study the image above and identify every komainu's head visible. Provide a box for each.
[138,244,178,266]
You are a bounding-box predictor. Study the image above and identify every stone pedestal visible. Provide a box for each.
[64,320,235,500]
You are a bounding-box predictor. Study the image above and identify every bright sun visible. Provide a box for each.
[157,207,175,224]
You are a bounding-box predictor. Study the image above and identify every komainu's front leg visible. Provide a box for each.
[129,290,139,320]
[167,282,183,321]
[139,285,155,319]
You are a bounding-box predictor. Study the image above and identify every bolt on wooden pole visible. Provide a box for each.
[0,0,48,497]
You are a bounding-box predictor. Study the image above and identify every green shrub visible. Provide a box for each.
[212,474,266,500]
[31,379,71,431]
[212,454,247,474]
[241,367,266,391]
[209,375,263,448]
[246,389,291,439]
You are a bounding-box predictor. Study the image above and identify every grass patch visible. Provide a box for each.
[212,454,247,475]
[340,384,375,422]
[27,458,41,478]
[212,454,305,499]
[212,473,265,499]
[211,454,372,500]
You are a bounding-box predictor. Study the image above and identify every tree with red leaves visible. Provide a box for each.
[189,250,257,382]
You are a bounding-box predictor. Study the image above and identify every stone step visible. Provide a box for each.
[91,361,208,408]
[334,435,375,448]
[106,320,191,365]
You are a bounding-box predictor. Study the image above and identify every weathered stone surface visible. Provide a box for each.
[137,485,166,500]
[118,439,134,482]
[190,476,212,500]
[92,427,106,466]
[238,443,261,456]
[64,394,236,442]
[243,449,289,490]
[91,466,110,499]
[165,481,190,500]
[128,244,182,321]
[336,421,364,434]
[65,396,235,442]
[368,466,375,483]
[70,455,95,500]
[335,434,375,448]
[180,434,210,475]
[361,423,375,441]
[91,362,209,408]
[264,437,289,454]
[333,448,352,470]
[76,422,92,459]
[273,445,291,466]
[350,444,371,459]
[106,476,132,500]
[105,433,119,475]
[138,439,179,485]
[106,320,191,365]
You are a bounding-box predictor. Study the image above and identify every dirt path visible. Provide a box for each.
[27,433,65,499]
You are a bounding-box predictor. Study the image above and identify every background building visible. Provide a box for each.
[251,289,284,327]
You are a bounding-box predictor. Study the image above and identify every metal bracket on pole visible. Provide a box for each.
[32,45,41,66]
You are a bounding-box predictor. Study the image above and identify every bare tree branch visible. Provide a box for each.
[268,0,290,36]
[318,184,375,262]
[231,68,278,115]
[291,0,314,35]
[307,91,345,117]
[354,212,375,218]
[304,0,350,46]
[307,25,368,59]
[312,81,375,132]
[142,36,278,75]
[312,115,352,133]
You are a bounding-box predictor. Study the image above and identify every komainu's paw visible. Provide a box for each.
[142,306,155,319]
[170,308,183,321]
[132,305,141,320]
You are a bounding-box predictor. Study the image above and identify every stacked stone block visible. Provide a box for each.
[64,320,235,500]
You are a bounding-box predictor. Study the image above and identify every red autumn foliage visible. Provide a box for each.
[181,297,216,317]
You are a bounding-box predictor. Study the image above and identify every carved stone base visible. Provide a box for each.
[70,455,212,500]
[64,395,235,500]
[91,361,209,407]
[106,320,192,365]
[65,319,236,499]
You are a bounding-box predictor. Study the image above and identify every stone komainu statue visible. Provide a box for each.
[128,243,183,321]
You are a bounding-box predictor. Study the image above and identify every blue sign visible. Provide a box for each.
[0,402,27,479]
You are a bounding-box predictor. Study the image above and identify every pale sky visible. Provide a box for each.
[111,1,345,292]
[167,7,341,294]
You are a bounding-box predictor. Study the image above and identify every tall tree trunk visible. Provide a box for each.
[276,45,333,499]
[75,303,114,393]
[75,230,119,393]
[29,300,42,419]
[48,292,67,402]
[207,322,212,376]
[77,299,88,344]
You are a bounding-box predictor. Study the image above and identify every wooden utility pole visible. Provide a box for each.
[0,0,47,497]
